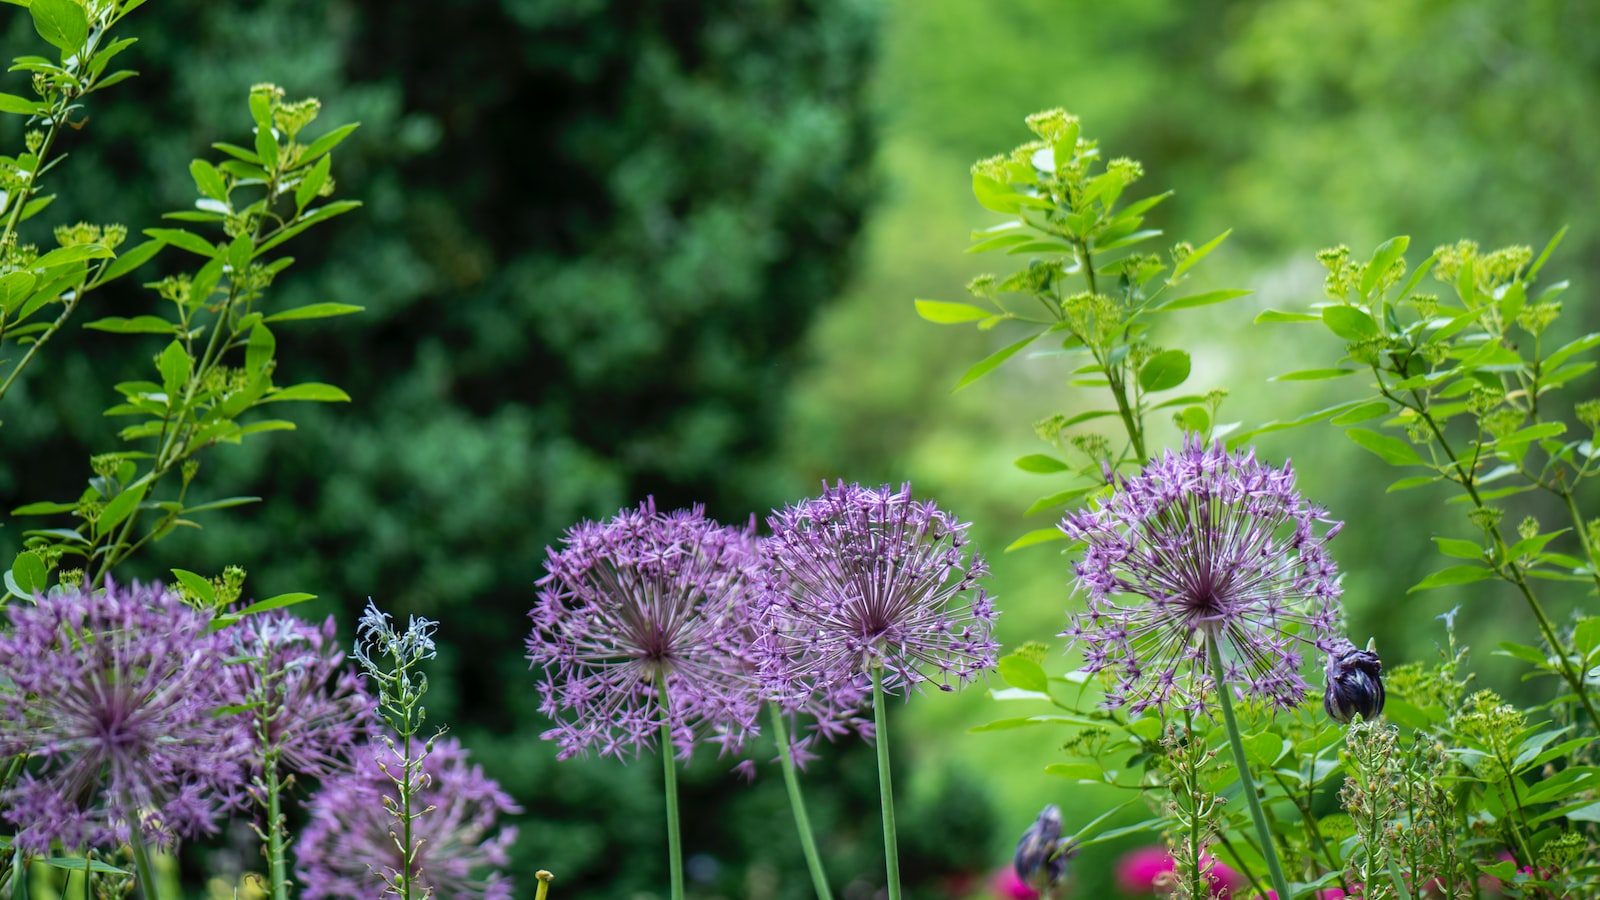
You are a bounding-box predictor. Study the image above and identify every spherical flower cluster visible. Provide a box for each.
[0,581,247,852]
[219,612,377,778]
[761,482,999,700]
[296,736,519,900]
[1060,438,1344,715]
[527,499,764,761]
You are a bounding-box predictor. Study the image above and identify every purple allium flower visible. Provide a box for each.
[527,499,764,761]
[0,581,248,852]
[761,482,999,699]
[296,735,519,900]
[1059,438,1344,716]
[219,613,377,778]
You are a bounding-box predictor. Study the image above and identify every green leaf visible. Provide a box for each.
[82,315,178,335]
[998,655,1050,693]
[295,153,333,210]
[11,500,75,515]
[254,125,280,170]
[1346,427,1425,466]
[1254,309,1321,324]
[0,271,37,313]
[30,0,88,53]
[189,159,228,201]
[246,324,275,376]
[1386,475,1439,492]
[143,227,218,258]
[0,92,43,116]
[254,200,362,255]
[157,339,190,396]
[1172,228,1231,279]
[1323,305,1378,339]
[914,299,991,324]
[1360,236,1410,297]
[1138,349,1190,392]
[1005,527,1068,553]
[263,382,351,403]
[1527,226,1568,281]
[1408,565,1494,593]
[1024,487,1097,516]
[95,482,148,539]
[1330,400,1389,425]
[237,592,316,615]
[1543,332,1600,371]
[969,713,1100,732]
[169,569,216,607]
[954,332,1039,391]
[1270,367,1358,382]
[94,238,162,285]
[181,495,261,515]
[1178,406,1209,433]
[297,122,360,166]
[1431,537,1485,560]
[33,243,113,270]
[38,858,129,876]
[972,173,1022,214]
[1044,763,1107,782]
[1240,731,1285,768]
[226,232,253,273]
[1014,454,1070,474]
[10,551,46,596]
[1154,288,1251,311]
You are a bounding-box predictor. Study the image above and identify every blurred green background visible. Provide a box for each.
[3,0,1599,897]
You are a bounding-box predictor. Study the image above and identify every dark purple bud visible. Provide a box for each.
[1014,805,1073,889]
[1324,638,1384,724]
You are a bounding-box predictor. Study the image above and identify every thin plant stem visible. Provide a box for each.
[122,794,160,900]
[535,870,554,900]
[769,703,834,900]
[264,763,289,900]
[871,664,902,900]
[1206,636,1291,900]
[399,733,416,900]
[657,683,684,900]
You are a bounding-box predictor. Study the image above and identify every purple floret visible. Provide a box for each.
[296,735,519,900]
[527,499,764,761]
[218,612,378,779]
[0,580,248,853]
[1059,437,1345,716]
[760,482,1000,703]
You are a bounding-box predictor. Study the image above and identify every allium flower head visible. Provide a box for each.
[1060,438,1343,715]
[296,736,519,900]
[527,499,763,761]
[1013,805,1073,892]
[761,482,999,699]
[1323,637,1385,724]
[0,581,247,852]
[219,613,377,778]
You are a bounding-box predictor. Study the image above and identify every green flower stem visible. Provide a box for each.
[535,870,554,900]
[399,733,416,900]
[1206,637,1291,900]
[871,664,902,900]
[769,703,834,900]
[658,683,684,900]
[122,793,160,900]
[264,763,289,900]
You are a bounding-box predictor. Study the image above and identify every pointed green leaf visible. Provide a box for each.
[190,159,227,201]
[95,482,148,539]
[1360,236,1410,296]
[1172,229,1231,278]
[33,243,112,270]
[295,153,332,210]
[143,227,219,258]
[10,551,46,596]
[1408,565,1494,593]
[261,302,364,323]
[1346,427,1425,466]
[30,0,88,53]
[1155,288,1251,312]
[157,339,190,395]
[1014,454,1070,474]
[1323,305,1378,339]
[94,238,162,285]
[83,315,178,335]
[297,122,360,166]
[998,655,1050,693]
[0,93,43,116]
[263,382,350,403]
[954,332,1039,391]
[915,299,991,324]
[237,592,316,615]
[1269,368,1358,381]
[1330,400,1389,425]
[170,569,216,607]
[1005,527,1068,553]
[246,324,275,376]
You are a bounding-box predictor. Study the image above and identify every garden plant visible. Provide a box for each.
[0,1,1598,899]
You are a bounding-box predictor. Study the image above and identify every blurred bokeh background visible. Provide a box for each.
[3,0,1598,897]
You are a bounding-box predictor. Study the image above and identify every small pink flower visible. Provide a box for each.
[990,866,1041,900]
[1116,846,1246,897]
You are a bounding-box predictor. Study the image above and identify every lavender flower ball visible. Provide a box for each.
[1060,438,1344,716]
[762,482,1000,699]
[296,736,519,900]
[527,499,764,761]
[0,581,248,853]
[219,613,377,778]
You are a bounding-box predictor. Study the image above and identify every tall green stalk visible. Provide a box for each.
[121,794,159,900]
[263,763,290,900]
[769,703,834,900]
[871,664,902,900]
[1206,636,1291,900]
[657,681,684,900]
